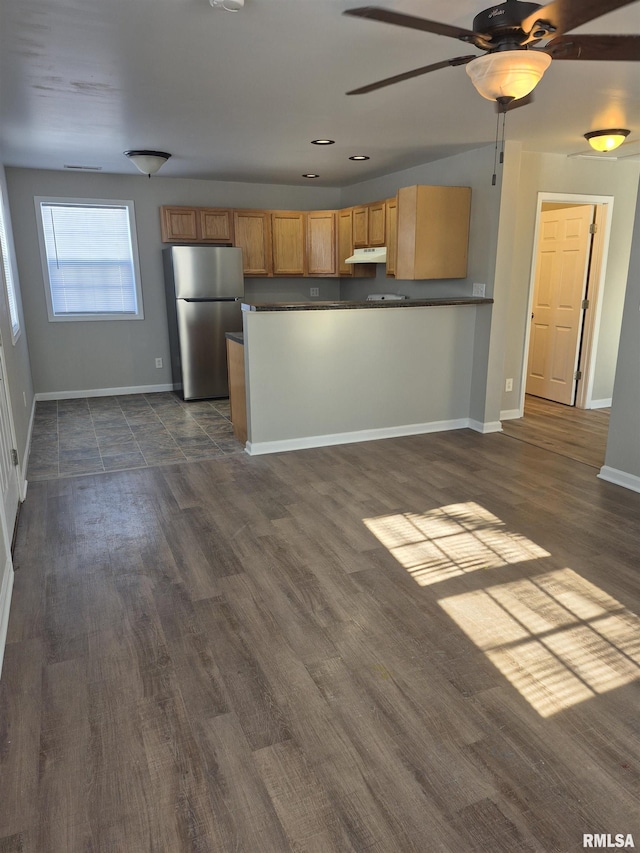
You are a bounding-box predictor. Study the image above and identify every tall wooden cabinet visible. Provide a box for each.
[396,185,471,280]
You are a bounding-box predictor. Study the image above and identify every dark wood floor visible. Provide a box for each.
[501,395,610,469]
[1,428,639,852]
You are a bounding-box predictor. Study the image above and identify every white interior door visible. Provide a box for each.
[526,205,594,405]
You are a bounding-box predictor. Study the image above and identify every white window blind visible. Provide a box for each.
[37,200,143,320]
[0,186,20,339]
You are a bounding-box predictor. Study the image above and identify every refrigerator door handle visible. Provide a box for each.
[181,297,241,303]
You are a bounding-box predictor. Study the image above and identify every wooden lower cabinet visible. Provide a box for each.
[226,338,247,444]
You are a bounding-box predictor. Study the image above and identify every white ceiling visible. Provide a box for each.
[1,0,639,186]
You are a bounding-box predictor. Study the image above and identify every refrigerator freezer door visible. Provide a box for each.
[176,299,242,399]
[169,246,244,299]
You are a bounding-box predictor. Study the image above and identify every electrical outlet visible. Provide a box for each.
[310,287,320,297]
[155,357,163,369]
[505,378,513,392]
[472,282,486,297]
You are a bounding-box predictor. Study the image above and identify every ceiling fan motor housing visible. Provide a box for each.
[473,1,543,38]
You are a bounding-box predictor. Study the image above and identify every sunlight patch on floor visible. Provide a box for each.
[363,502,640,717]
[440,567,640,716]
[363,502,549,587]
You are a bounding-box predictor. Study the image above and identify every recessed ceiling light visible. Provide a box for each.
[302,173,319,179]
[349,155,370,161]
[311,139,334,145]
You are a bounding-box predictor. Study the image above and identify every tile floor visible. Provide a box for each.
[27,392,244,481]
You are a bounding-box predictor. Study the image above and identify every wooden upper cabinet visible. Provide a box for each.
[160,207,199,243]
[199,209,234,243]
[160,206,234,243]
[307,211,337,277]
[385,197,398,277]
[352,206,369,248]
[368,201,386,247]
[233,210,272,276]
[396,185,471,280]
[338,208,375,279]
[271,211,306,276]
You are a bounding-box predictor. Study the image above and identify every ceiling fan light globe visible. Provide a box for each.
[465,50,552,102]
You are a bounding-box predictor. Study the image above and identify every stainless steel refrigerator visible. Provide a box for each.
[163,246,244,400]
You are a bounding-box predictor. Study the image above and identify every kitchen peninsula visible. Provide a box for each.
[239,296,493,455]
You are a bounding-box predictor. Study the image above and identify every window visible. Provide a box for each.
[35,198,144,321]
[0,184,20,340]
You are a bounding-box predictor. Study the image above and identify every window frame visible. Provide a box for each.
[0,183,21,343]
[34,196,145,323]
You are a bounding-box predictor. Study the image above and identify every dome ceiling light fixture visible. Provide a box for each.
[209,0,244,10]
[124,150,171,177]
[584,129,630,153]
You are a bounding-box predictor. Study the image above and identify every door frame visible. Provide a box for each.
[519,192,615,413]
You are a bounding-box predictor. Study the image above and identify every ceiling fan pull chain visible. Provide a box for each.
[492,107,500,185]
[500,108,507,164]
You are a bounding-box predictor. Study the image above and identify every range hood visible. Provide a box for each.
[344,246,387,264]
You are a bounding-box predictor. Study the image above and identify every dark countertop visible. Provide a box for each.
[241,297,493,312]
[225,331,244,344]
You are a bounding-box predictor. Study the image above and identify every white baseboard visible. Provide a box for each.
[589,398,613,409]
[468,419,503,434]
[598,466,640,494]
[34,383,175,402]
[246,418,477,456]
[0,558,14,680]
[500,408,522,421]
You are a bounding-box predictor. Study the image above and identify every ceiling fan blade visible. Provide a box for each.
[346,55,477,95]
[343,7,480,44]
[521,0,638,37]
[542,33,640,60]
[494,93,535,113]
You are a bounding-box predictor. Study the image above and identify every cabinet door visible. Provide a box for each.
[338,209,355,277]
[271,211,306,276]
[368,201,386,247]
[199,209,234,243]
[233,210,272,276]
[160,207,199,243]
[385,198,397,277]
[307,211,337,276]
[353,206,369,248]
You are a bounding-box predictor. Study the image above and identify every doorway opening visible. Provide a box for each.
[521,193,614,412]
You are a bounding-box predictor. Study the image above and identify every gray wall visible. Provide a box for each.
[5,168,342,396]
[602,185,640,482]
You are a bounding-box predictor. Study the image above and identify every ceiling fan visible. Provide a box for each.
[344,0,640,110]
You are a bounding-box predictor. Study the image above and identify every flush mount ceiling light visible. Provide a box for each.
[465,50,552,101]
[584,128,630,152]
[349,155,370,161]
[311,139,335,145]
[209,0,244,9]
[124,150,171,177]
